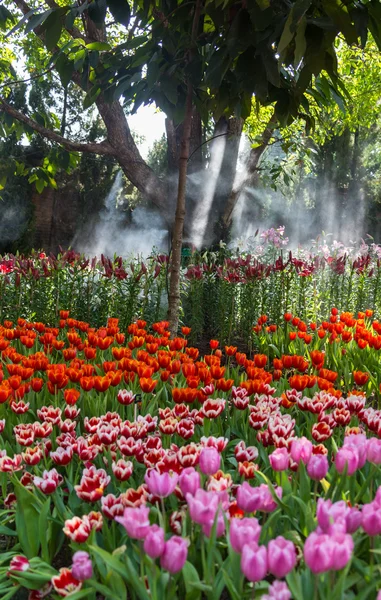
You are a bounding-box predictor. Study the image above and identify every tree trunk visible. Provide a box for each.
[167,0,202,336]
[167,87,194,336]
[32,187,55,252]
[165,108,203,241]
[95,97,171,220]
[220,116,275,237]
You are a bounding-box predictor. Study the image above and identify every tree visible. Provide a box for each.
[1,0,381,332]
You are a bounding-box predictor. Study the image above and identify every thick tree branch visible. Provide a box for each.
[0,97,115,155]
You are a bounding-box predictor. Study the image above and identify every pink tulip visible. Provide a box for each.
[160,536,188,573]
[241,542,268,582]
[330,531,354,570]
[260,484,283,513]
[179,467,200,497]
[344,434,367,468]
[304,531,353,573]
[143,525,165,559]
[362,503,381,536]
[199,447,221,475]
[290,437,312,465]
[316,499,348,533]
[267,536,297,578]
[202,510,226,538]
[345,507,362,533]
[186,489,219,526]
[263,581,291,600]
[229,517,261,553]
[307,454,329,480]
[304,532,336,574]
[236,482,263,513]
[366,438,381,465]
[115,505,151,539]
[144,469,178,498]
[269,448,289,472]
[335,446,359,475]
[71,551,93,581]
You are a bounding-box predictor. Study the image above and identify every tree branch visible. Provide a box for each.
[0,97,115,155]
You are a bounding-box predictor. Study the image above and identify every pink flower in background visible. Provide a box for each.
[229,518,261,553]
[145,469,178,497]
[241,542,268,582]
[160,536,189,573]
[199,447,221,475]
[335,446,359,475]
[115,505,151,539]
[307,454,329,480]
[71,552,93,581]
[269,448,289,471]
[267,536,297,578]
[179,467,200,497]
[290,437,312,465]
[143,525,166,559]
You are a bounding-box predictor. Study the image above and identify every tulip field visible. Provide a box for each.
[3,241,381,598]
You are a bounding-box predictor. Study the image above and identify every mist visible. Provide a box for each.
[73,171,170,258]
[72,126,371,260]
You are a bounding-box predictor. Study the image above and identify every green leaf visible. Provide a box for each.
[5,8,35,38]
[161,77,178,106]
[86,42,111,51]
[88,579,122,600]
[277,11,294,55]
[108,0,131,27]
[56,55,74,87]
[0,6,15,31]
[89,545,151,600]
[321,0,357,45]
[0,587,21,600]
[0,525,16,536]
[25,9,53,34]
[88,0,107,28]
[39,499,51,563]
[294,15,307,67]
[43,11,63,51]
[14,482,41,558]
[182,561,202,600]
[35,179,46,194]
[83,86,101,109]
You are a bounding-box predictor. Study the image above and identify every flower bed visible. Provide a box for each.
[1,310,381,598]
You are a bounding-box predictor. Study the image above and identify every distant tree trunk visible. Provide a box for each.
[166,108,203,241]
[32,187,55,251]
[201,116,243,246]
[220,116,275,238]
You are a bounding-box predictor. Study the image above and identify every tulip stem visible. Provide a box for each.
[314,575,318,600]
[161,497,166,532]
[251,583,255,599]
